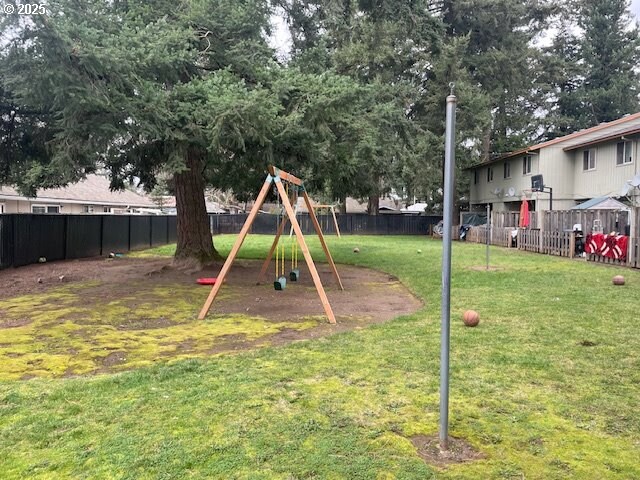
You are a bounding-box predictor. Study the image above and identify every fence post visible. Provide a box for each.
[539,211,545,253]
[9,215,16,268]
[63,215,69,260]
[629,207,637,267]
[128,215,132,251]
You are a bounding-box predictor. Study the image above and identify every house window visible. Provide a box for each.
[103,206,111,213]
[0,204,4,214]
[473,170,478,185]
[522,155,532,175]
[487,167,494,182]
[616,141,633,165]
[83,205,95,213]
[503,162,511,179]
[32,205,60,214]
[583,149,596,171]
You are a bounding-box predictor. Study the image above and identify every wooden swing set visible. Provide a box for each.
[198,166,344,324]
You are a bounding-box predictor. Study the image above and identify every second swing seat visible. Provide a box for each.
[289,269,300,281]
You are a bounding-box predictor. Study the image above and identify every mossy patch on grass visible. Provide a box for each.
[0,283,319,380]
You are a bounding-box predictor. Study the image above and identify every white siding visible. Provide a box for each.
[571,140,639,200]
[1,200,121,214]
[470,155,539,208]
[470,137,640,211]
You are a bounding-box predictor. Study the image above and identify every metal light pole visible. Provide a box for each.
[440,85,457,451]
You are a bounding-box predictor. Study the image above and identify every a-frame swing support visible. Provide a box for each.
[198,166,343,324]
[289,203,341,239]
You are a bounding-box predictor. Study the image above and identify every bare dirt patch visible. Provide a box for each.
[409,434,486,468]
[0,256,171,299]
[0,255,423,377]
[0,318,32,329]
[0,255,422,326]
[116,317,179,331]
[101,351,127,367]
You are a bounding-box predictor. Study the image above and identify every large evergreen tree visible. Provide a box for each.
[1,0,278,265]
[536,22,586,139]
[439,0,554,158]
[281,0,442,213]
[577,0,640,124]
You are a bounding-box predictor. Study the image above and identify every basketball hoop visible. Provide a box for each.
[522,189,533,200]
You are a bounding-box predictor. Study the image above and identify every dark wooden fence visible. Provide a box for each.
[0,213,442,270]
[0,214,177,269]
[209,213,442,236]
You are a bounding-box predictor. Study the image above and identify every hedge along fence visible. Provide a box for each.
[0,214,177,269]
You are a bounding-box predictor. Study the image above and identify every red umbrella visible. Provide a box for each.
[519,199,530,228]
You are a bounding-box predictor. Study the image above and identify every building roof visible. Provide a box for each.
[0,174,155,207]
[562,125,640,151]
[344,196,400,213]
[570,196,630,210]
[468,112,640,169]
[401,202,428,213]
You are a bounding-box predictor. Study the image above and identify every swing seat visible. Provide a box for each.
[289,269,300,281]
[197,277,218,285]
[274,276,287,290]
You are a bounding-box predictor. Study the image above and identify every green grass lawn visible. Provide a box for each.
[1,235,639,479]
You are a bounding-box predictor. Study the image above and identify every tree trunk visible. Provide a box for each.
[339,195,347,214]
[367,195,379,215]
[174,149,220,266]
[481,126,491,163]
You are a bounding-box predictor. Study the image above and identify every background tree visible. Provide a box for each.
[438,0,555,158]
[536,22,586,139]
[576,0,640,125]
[1,0,278,266]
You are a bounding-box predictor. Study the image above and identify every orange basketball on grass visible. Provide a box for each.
[463,310,480,327]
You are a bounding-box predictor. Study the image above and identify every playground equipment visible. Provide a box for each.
[198,166,344,324]
[289,203,341,239]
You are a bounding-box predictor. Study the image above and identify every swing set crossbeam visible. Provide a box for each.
[198,166,343,324]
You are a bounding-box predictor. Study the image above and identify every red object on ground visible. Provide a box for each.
[197,278,218,285]
[614,235,628,260]
[585,233,605,254]
[519,200,530,228]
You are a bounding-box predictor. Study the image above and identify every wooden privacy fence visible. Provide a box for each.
[491,210,538,229]
[544,209,629,234]
[464,207,640,270]
[210,213,443,236]
[0,214,177,270]
[489,208,628,231]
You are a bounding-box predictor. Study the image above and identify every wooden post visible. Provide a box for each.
[276,180,337,324]
[629,207,638,267]
[330,206,341,239]
[198,176,272,320]
[569,231,576,259]
[258,214,289,284]
[302,191,344,290]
